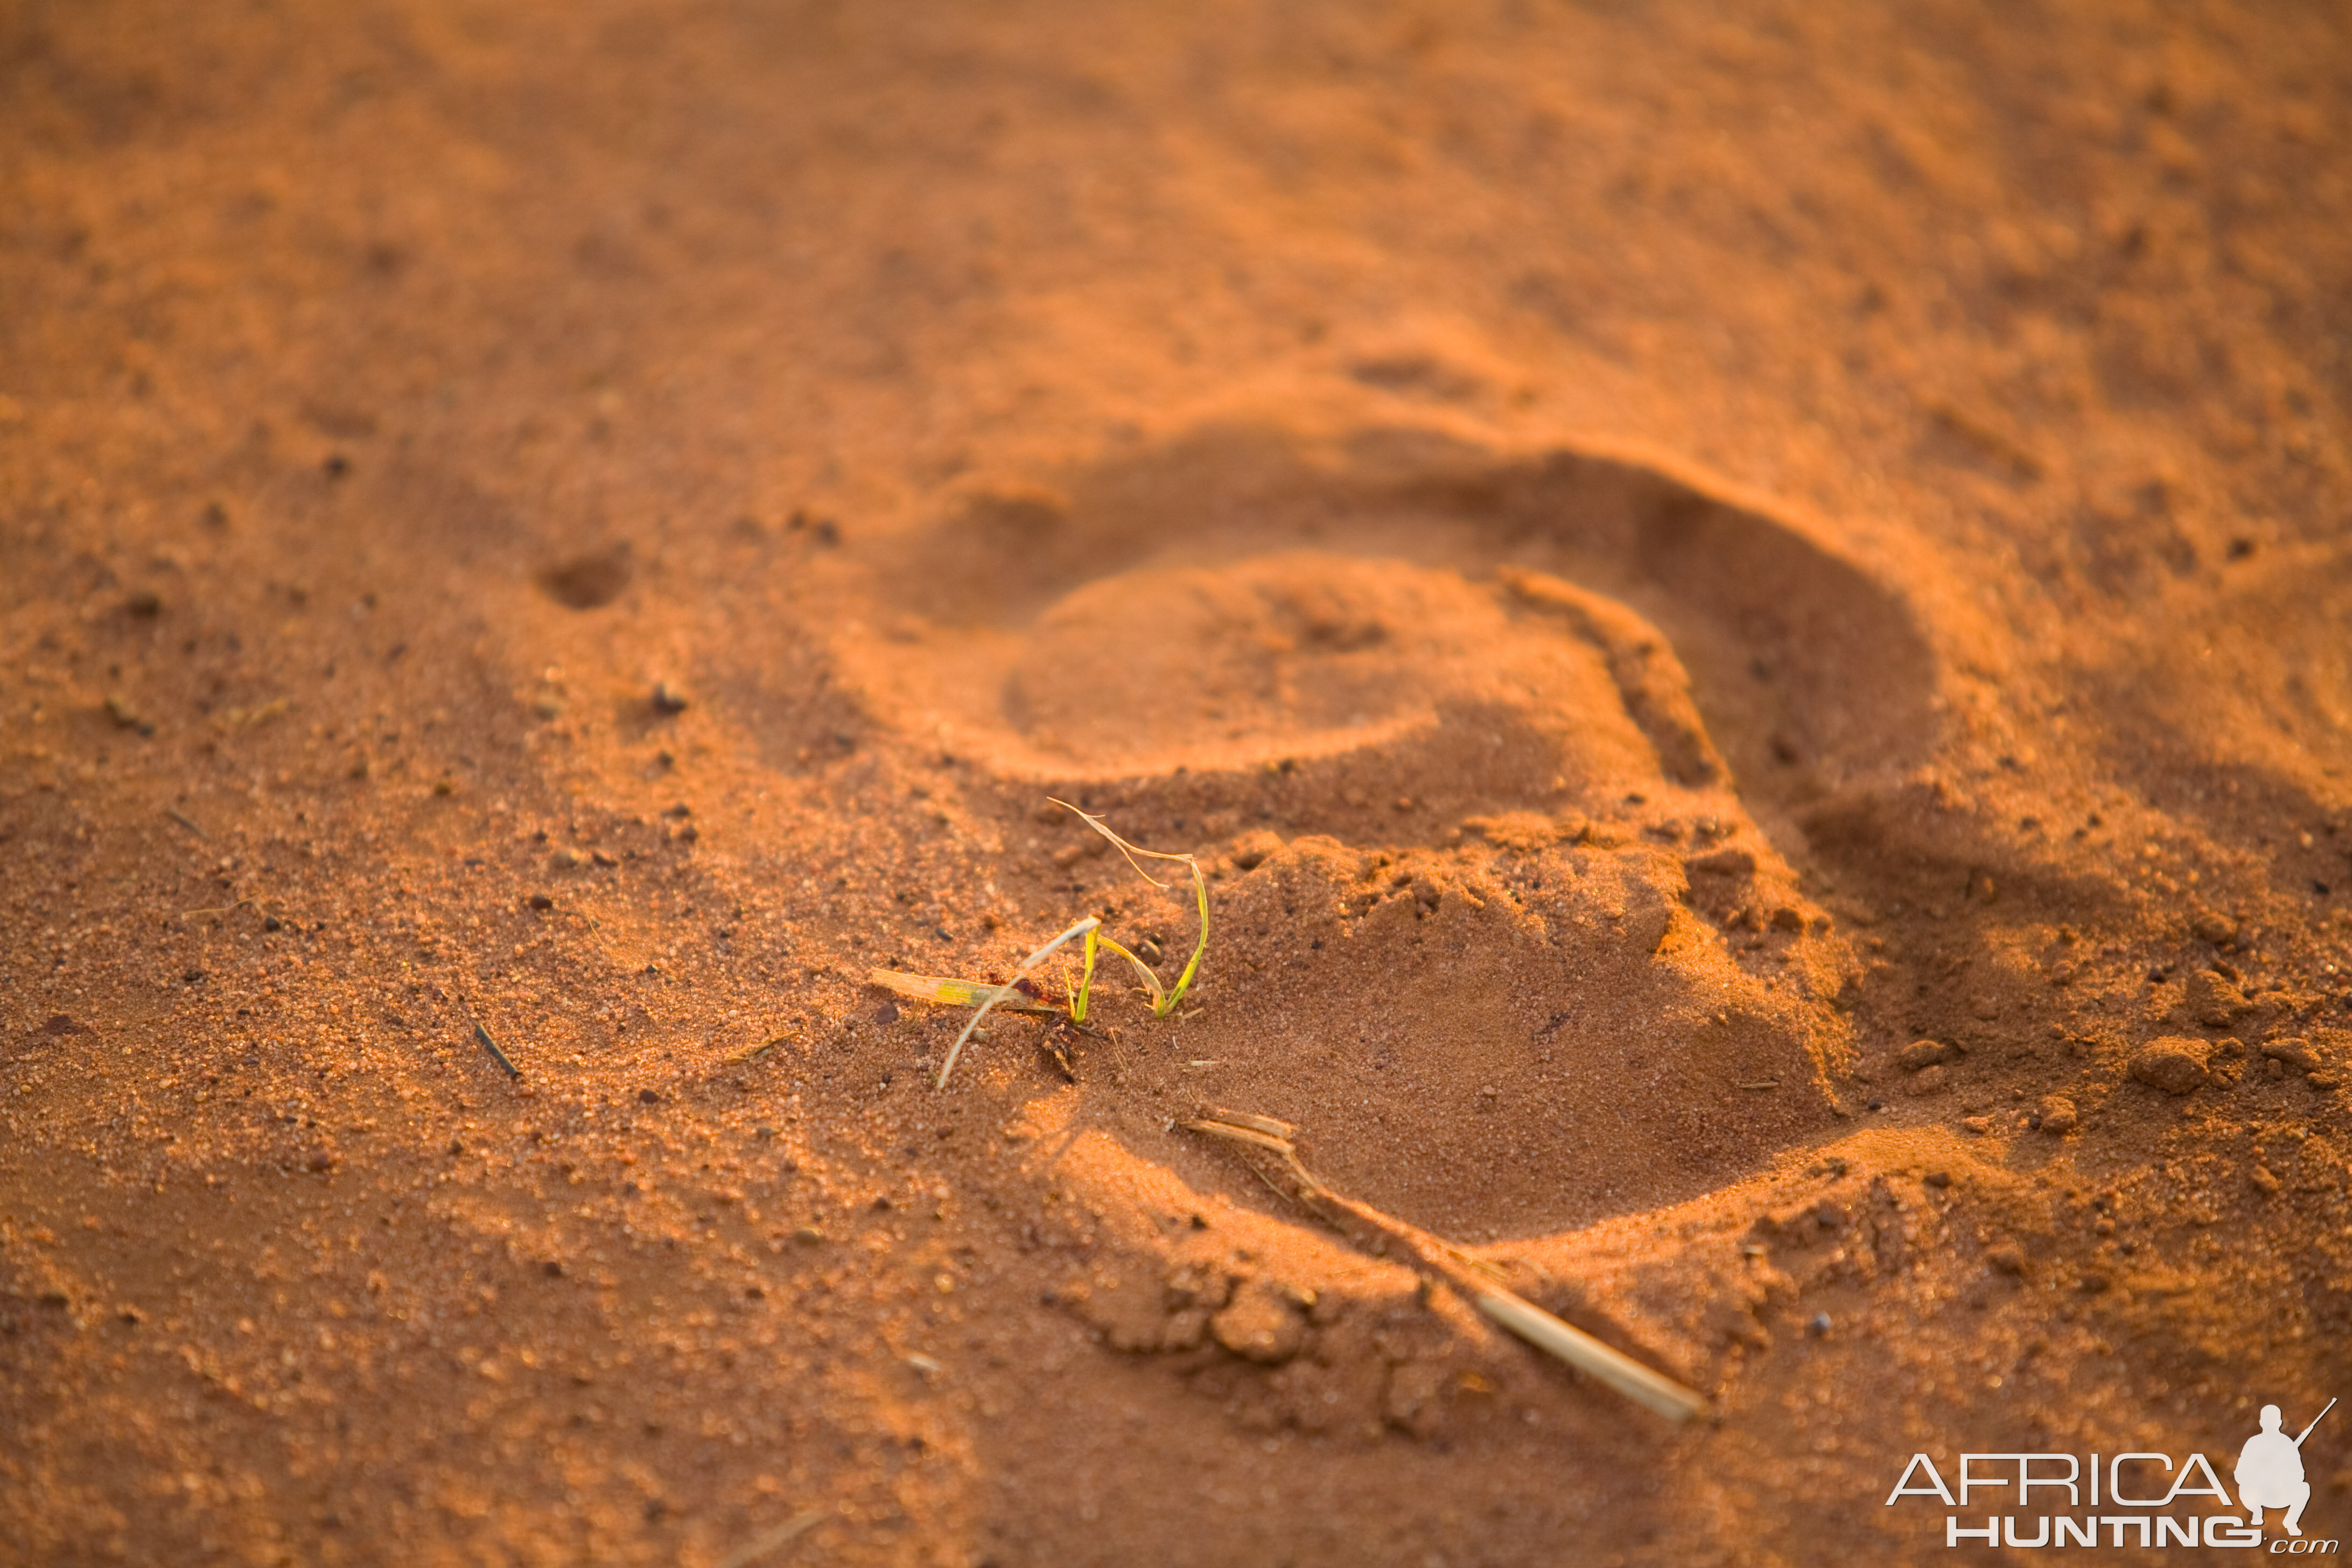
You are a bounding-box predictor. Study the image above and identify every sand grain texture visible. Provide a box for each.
[4,3,2351,1564]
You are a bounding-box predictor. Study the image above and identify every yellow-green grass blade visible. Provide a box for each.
[1093,935,1167,1011]
[1045,799,1210,1018]
[1159,859,1210,1016]
[1069,927,1101,1024]
[869,969,1058,1012]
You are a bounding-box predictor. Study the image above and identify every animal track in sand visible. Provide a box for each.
[817,423,1940,1235]
[852,548,1668,805]
[838,424,1933,823]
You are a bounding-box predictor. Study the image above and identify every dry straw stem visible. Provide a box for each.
[867,969,1062,1013]
[470,1019,522,1080]
[180,894,260,920]
[713,1507,828,1568]
[1184,1109,1710,1424]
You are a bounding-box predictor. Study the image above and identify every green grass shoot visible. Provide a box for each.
[1046,799,1209,1017]
[1068,924,1101,1024]
[864,803,1213,1089]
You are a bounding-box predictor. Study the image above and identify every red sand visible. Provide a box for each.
[4,4,2350,1563]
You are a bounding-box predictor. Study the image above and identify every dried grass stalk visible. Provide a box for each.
[1185,1110,1710,1424]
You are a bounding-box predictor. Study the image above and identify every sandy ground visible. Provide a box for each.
[5,3,2352,1563]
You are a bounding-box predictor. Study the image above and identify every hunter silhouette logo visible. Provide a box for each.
[1884,1396,2336,1551]
[2241,1400,2334,1538]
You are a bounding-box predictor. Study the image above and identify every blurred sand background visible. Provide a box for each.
[4,3,2351,1563]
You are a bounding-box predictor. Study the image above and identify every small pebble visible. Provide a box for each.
[2184,970,2245,1027]
[2130,1037,2209,1095]
[1210,1281,1305,1365]
[527,893,554,911]
[104,694,151,734]
[1896,1038,1949,1072]
[2189,911,2239,945]
[638,1088,661,1104]
[652,682,690,715]
[1807,1312,1831,1337]
[539,549,633,609]
[1985,1243,2026,1275]
[2261,1037,2321,1071]
[2037,1095,2078,1135]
